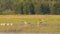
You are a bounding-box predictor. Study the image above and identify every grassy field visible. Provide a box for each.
[0,15,60,32]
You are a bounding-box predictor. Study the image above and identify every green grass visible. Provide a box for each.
[0,18,41,23]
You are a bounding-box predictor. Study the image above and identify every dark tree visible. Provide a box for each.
[40,4,50,14]
[54,3,60,15]
[29,3,35,14]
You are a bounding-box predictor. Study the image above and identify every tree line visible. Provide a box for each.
[0,0,60,15]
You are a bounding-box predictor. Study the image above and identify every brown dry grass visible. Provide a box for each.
[0,15,60,32]
[0,15,60,19]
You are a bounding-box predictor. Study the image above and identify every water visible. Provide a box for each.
[0,32,60,34]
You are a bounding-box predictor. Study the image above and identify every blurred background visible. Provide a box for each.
[0,0,60,15]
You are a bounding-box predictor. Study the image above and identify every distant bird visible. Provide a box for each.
[0,23,5,26]
[37,19,47,26]
[20,20,28,26]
